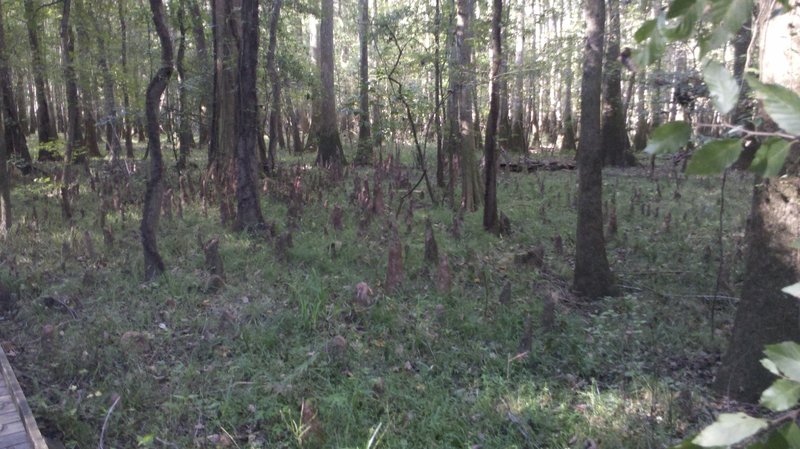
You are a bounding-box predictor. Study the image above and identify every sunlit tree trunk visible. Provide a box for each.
[141,0,174,281]
[715,3,800,402]
[508,3,526,153]
[316,0,346,167]
[573,0,614,298]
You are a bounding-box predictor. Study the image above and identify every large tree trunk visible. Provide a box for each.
[118,0,135,159]
[601,0,634,167]
[0,0,32,173]
[353,0,373,165]
[573,0,614,298]
[265,0,283,173]
[483,0,502,232]
[209,0,240,226]
[141,0,174,281]
[235,0,266,232]
[315,0,345,167]
[24,0,57,146]
[714,3,800,402]
[61,0,80,166]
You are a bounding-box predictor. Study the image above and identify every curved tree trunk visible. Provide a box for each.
[714,2,800,402]
[316,0,345,167]
[483,0,502,232]
[573,0,614,298]
[24,0,57,146]
[235,0,266,232]
[141,0,174,281]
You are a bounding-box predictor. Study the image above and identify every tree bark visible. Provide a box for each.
[209,0,240,226]
[573,0,614,298]
[23,0,57,146]
[141,0,174,281]
[118,0,135,158]
[601,0,634,167]
[561,68,576,152]
[92,12,122,163]
[434,0,445,188]
[508,3,526,153]
[61,0,80,166]
[189,0,211,145]
[0,110,10,236]
[265,0,283,173]
[235,0,266,232]
[316,0,345,167]
[353,0,373,165]
[0,0,32,173]
[715,2,800,402]
[176,0,193,171]
[483,0,502,232]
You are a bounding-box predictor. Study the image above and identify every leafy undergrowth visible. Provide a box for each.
[0,151,752,448]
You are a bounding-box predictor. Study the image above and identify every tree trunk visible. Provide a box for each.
[24,0,57,145]
[235,0,266,232]
[0,0,32,173]
[17,76,30,137]
[209,0,239,226]
[561,68,576,152]
[601,0,634,167]
[316,0,345,167]
[188,0,211,146]
[93,13,122,163]
[483,0,502,232]
[74,2,102,158]
[573,0,614,298]
[61,0,80,166]
[508,3,526,153]
[353,0,373,165]
[265,0,283,173]
[176,0,193,171]
[0,110,10,236]
[141,0,174,281]
[434,0,445,188]
[118,0,135,158]
[715,2,800,402]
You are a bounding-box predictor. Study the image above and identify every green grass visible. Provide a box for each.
[0,147,752,448]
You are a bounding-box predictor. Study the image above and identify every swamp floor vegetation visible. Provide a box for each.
[0,148,753,448]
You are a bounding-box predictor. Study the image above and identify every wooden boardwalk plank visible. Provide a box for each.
[0,346,46,449]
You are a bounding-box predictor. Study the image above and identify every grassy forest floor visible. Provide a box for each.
[0,145,754,448]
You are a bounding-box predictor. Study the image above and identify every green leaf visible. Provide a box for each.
[667,0,698,18]
[699,0,754,56]
[783,282,800,299]
[747,76,800,135]
[760,423,800,449]
[644,122,692,155]
[749,137,790,178]
[664,0,703,41]
[764,342,800,383]
[634,19,657,42]
[692,413,767,447]
[686,139,742,174]
[762,357,782,376]
[760,378,800,411]
[703,61,739,115]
